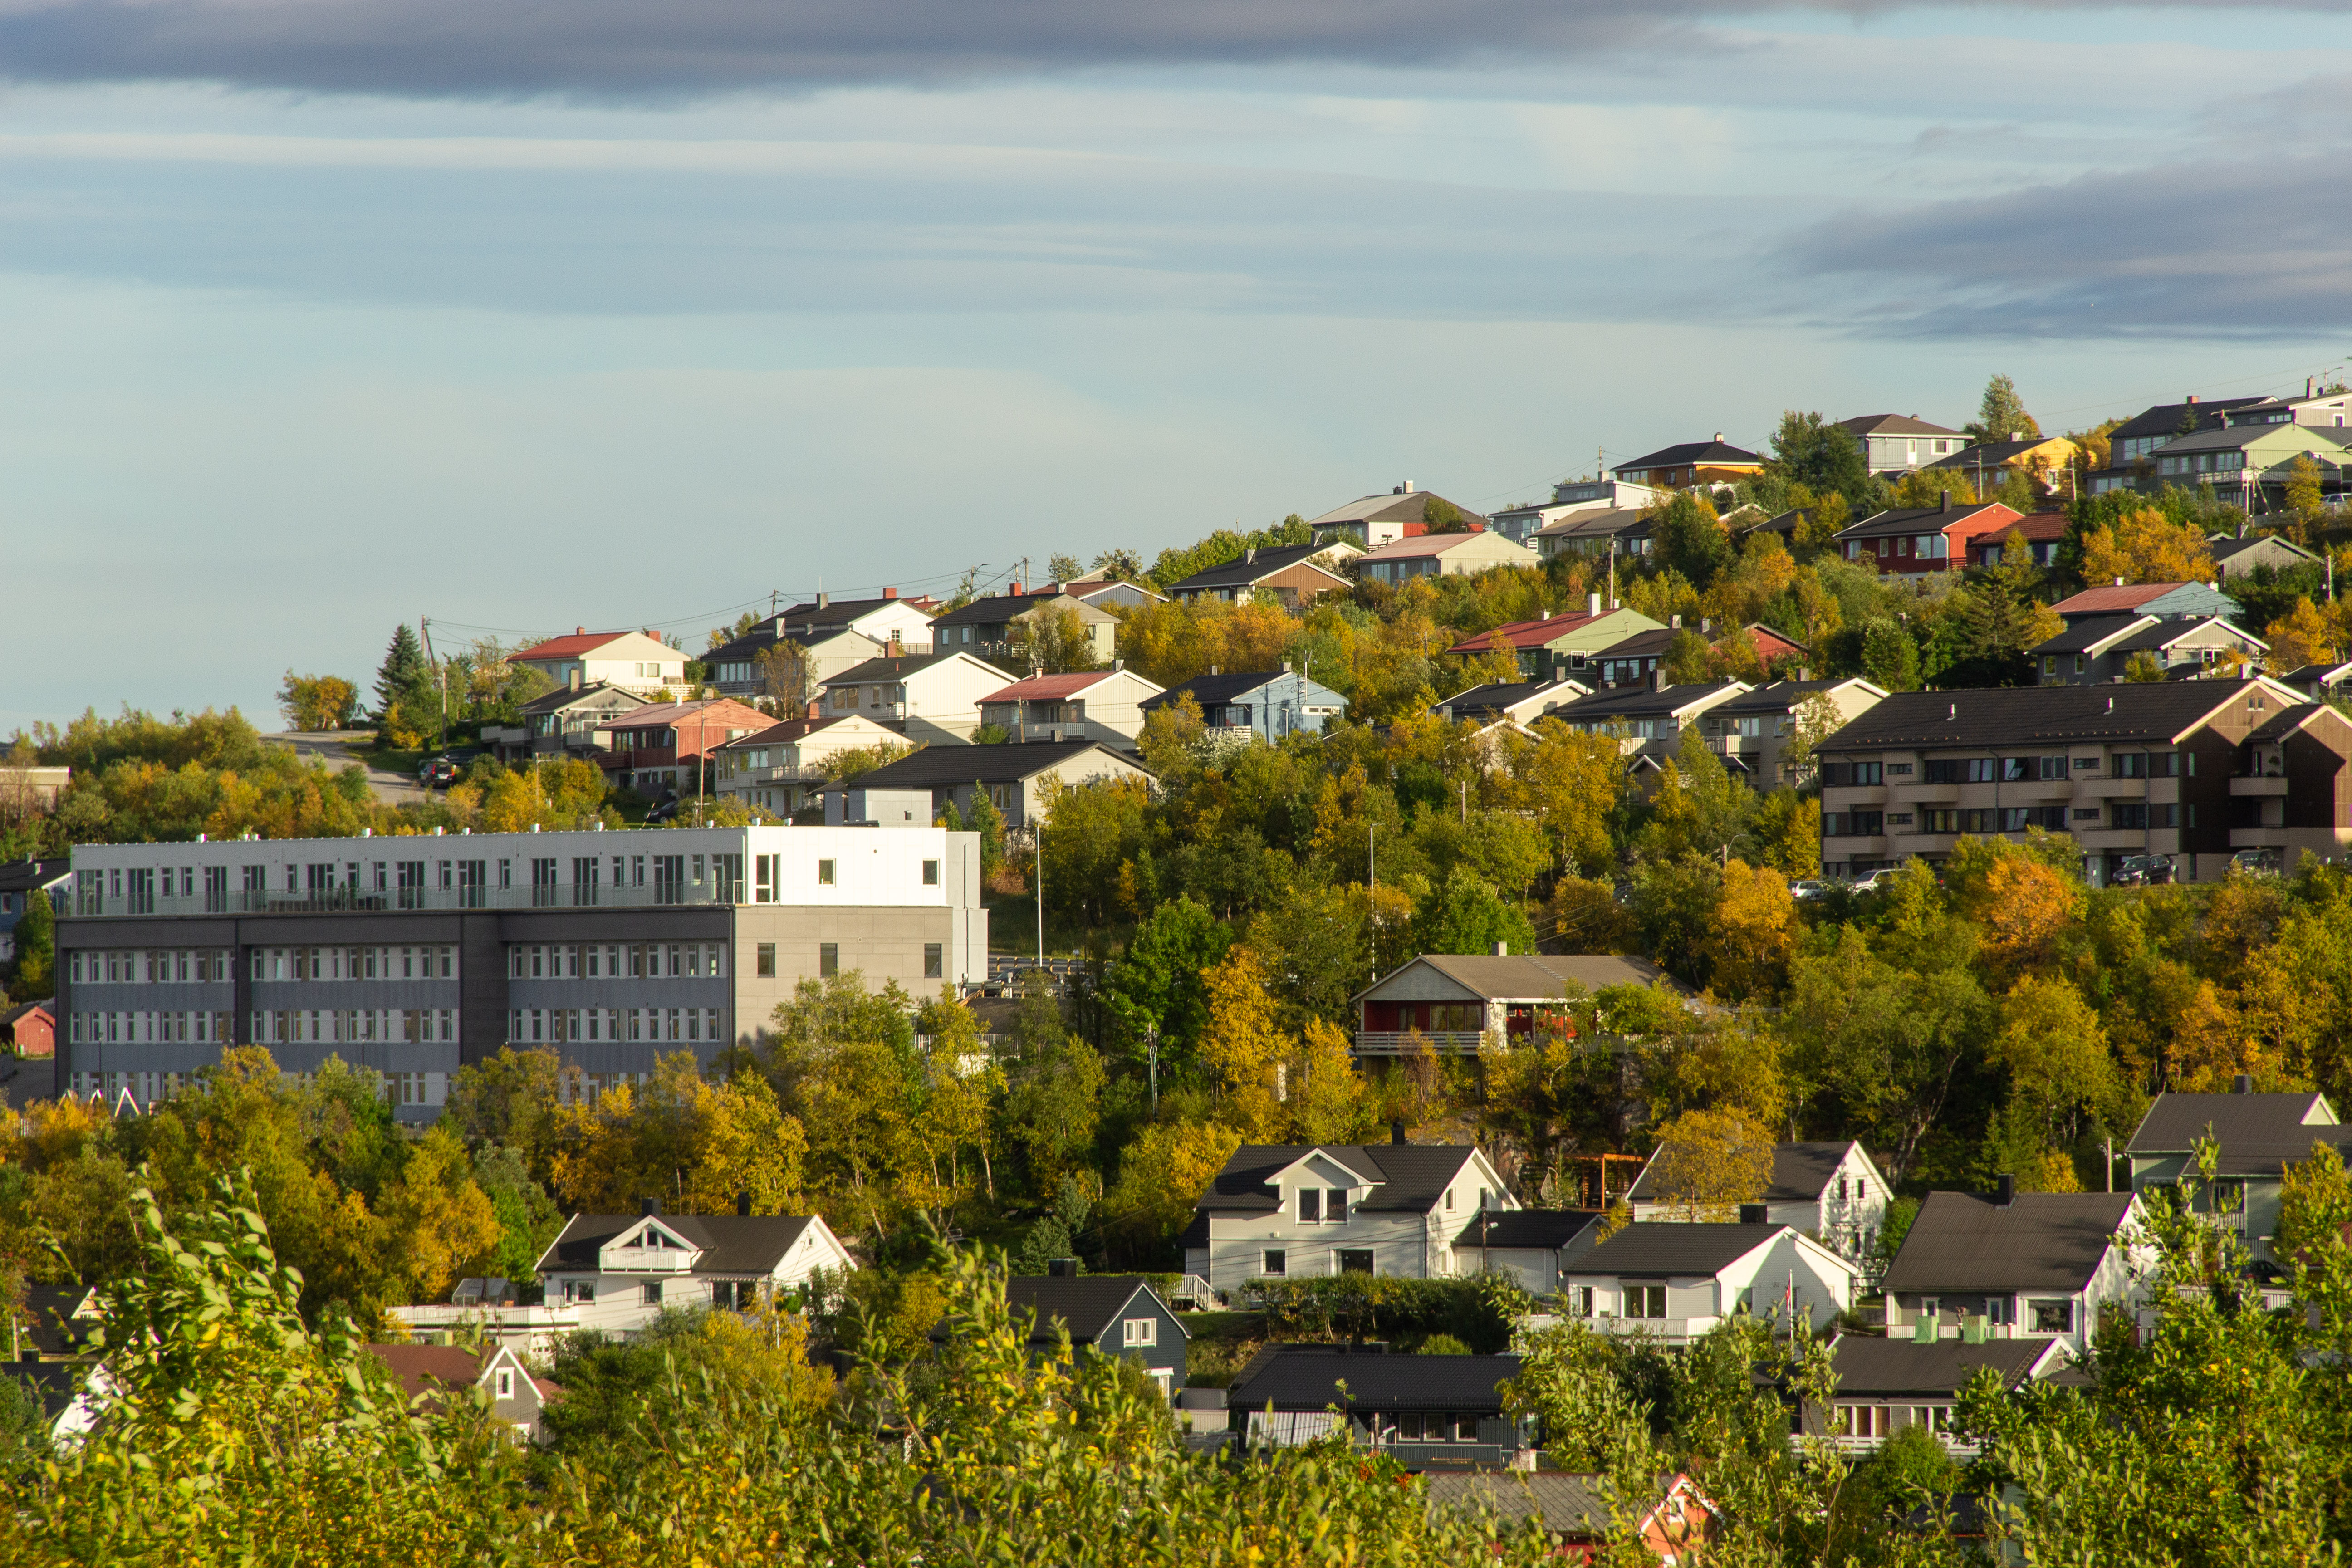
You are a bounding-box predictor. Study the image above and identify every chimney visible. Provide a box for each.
[1245,548,1256,564]
[1739,1203,1769,1225]
[1009,582,1024,597]
[883,585,898,599]
[1541,608,1552,620]
[2107,696,2115,713]
[1948,702,1956,719]
[2308,377,2317,399]
[1670,613,1682,629]
[2186,393,2198,404]
[1798,666,1812,681]
[1650,668,1665,692]
[2234,1073,2253,1094]
[736,1191,752,1216]
[1713,431,1724,443]
[1047,1257,1080,1278]
[575,626,585,635]
[1939,489,1950,513]
[1391,1119,1408,1146]
[888,629,903,656]
[1588,592,1602,615]
[569,667,582,692]
[640,1197,659,1217]
[1700,618,1712,635]
[1493,941,1509,956]
[1403,480,1416,494]
[2114,577,2126,587]
[805,699,820,720]
[1112,657,1124,671]
[1994,1174,2015,1207]
[1210,664,1219,676]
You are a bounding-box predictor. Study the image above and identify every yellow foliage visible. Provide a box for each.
[1976,857,2083,972]
[1701,859,1797,1001]
[2265,598,2337,672]
[2078,507,2215,586]
[550,1053,809,1216]
[1101,1119,1245,1245]
[1198,947,1291,1139]
[1643,1106,1775,1221]
[1288,1019,1377,1145]
[373,1125,502,1302]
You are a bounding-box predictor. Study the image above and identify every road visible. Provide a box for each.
[264,731,426,805]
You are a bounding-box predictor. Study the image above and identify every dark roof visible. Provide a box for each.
[1568,1222,1785,1278]
[1881,1191,2134,1294]
[1141,671,1291,710]
[0,1362,85,1421]
[1435,681,1563,718]
[1004,1276,1181,1344]
[1228,1348,1521,1412]
[15,1284,94,1356]
[1816,681,2283,752]
[1711,681,1871,718]
[1162,544,1345,593]
[516,680,647,718]
[2281,662,2352,686]
[538,1213,821,1275]
[848,740,1145,790]
[365,1343,489,1401]
[1198,1143,1481,1215]
[1590,628,1679,661]
[1628,1142,1859,1205]
[1548,681,1744,722]
[2146,422,2336,457]
[1453,1210,1601,1249]
[0,859,70,894]
[716,715,862,751]
[827,652,1010,686]
[931,590,1100,628]
[2125,1091,2348,1172]
[2106,617,2255,655]
[1839,413,1961,438]
[1618,439,1763,470]
[2107,397,2270,443]
[1976,511,2071,543]
[1425,1471,1617,1534]
[1832,502,2011,540]
[776,595,926,633]
[2029,615,2157,656]
[1828,1334,2061,1396]
[2245,704,2328,744]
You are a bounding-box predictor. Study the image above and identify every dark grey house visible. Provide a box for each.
[1004,1269,1188,1392]
[1226,1346,1531,1470]
[1881,1187,2141,1353]
[1810,1333,2071,1452]
[1139,669,1348,740]
[2125,1088,2352,1266]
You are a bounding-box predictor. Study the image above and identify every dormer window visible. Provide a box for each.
[1298,1189,1322,1223]
[1329,1188,1348,1222]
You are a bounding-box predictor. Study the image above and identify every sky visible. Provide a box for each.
[5,0,2352,730]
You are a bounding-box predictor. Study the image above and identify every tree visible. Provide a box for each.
[1019,603,1102,675]
[372,1125,501,1303]
[1650,491,1730,588]
[2124,650,2165,682]
[1197,947,1290,1138]
[753,642,810,709]
[372,624,430,721]
[1986,976,2130,1172]
[1860,618,1920,692]
[275,673,359,732]
[1099,1119,1243,1252]
[1642,1107,1775,1221]
[1965,373,2040,442]
[6,878,54,1003]
[1102,896,1230,1065]
[2264,598,2337,671]
[1768,411,1872,506]
[1422,496,1469,533]
[2283,454,2328,546]
[1048,553,1084,584]
[2078,506,2215,585]
[1412,867,1539,960]
[1090,548,1144,582]
[1700,859,1797,1001]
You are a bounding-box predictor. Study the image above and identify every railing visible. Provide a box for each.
[1353,1030,1490,1055]
[70,881,731,919]
[1585,1313,1723,1340]
[1171,1274,1217,1308]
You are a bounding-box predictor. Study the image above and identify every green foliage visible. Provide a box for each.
[372,623,431,719]
[1768,410,1872,507]
[1247,1272,1532,1353]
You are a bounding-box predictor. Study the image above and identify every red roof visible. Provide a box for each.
[1447,612,1611,655]
[514,629,637,661]
[2049,582,2191,616]
[1980,511,2071,543]
[979,671,1121,703]
[1728,623,1808,660]
[364,1344,485,1401]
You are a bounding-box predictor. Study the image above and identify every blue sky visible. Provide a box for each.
[5,1,2352,729]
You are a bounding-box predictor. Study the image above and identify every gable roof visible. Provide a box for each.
[1827,1334,2063,1396]
[1304,490,1490,528]
[1228,1348,1521,1412]
[1816,679,2302,752]
[1924,436,2068,470]
[1711,679,1882,718]
[1355,953,1674,1006]
[1568,1222,1787,1278]
[1839,413,1961,438]
[1446,611,1628,655]
[2146,421,2348,457]
[2245,702,2351,745]
[2047,581,2194,617]
[1618,438,1763,470]
[1547,681,1749,723]
[365,1343,494,1402]
[715,715,872,752]
[515,680,649,719]
[1356,531,1513,563]
[1162,543,1350,593]
[2125,1090,2345,1171]
[2212,532,2319,565]
[511,629,642,662]
[932,589,1108,628]
[0,859,69,896]
[537,1213,822,1275]
[1453,1209,1602,1250]
[1881,1191,2135,1295]
[824,651,1014,687]
[1433,680,1587,722]
[1627,1141,1863,1205]
[1197,1142,1484,1215]
[1832,502,2015,541]
[2108,397,2271,443]
[2030,614,2161,656]
[595,698,768,734]
[1976,511,2072,544]
[849,740,1147,790]
[2107,616,2263,655]
[1140,671,1308,710]
[979,670,1145,704]
[1004,1275,1184,1345]
[775,594,933,633]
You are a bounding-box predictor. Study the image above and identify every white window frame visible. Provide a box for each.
[1122,1316,1158,1348]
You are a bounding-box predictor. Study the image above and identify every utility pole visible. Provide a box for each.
[1035,822,1045,969]
[1147,1024,1159,1113]
[420,617,447,752]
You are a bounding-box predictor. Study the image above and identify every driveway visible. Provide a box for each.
[265,731,425,804]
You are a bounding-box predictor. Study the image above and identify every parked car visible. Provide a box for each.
[418,758,459,788]
[644,797,684,824]
[1849,869,1897,894]
[1789,879,1830,901]
[2113,854,2176,888]
[2230,848,2283,877]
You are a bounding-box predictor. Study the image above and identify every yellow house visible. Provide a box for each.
[1925,435,2081,500]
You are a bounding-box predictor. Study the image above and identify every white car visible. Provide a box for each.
[1848,868,1897,894]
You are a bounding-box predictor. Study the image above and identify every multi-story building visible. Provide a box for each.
[2029,615,2264,686]
[2126,1084,2352,1265]
[49,824,986,1119]
[1441,602,1663,684]
[594,698,769,797]
[1830,499,2020,574]
[1161,544,1352,608]
[2048,579,2241,626]
[928,585,1118,670]
[1610,436,1764,490]
[711,712,905,817]
[510,630,689,696]
[1699,678,1887,789]
[1836,413,1966,474]
[1140,668,1350,741]
[976,667,1165,746]
[816,650,1014,746]
[1816,679,2308,885]
[1353,529,1538,586]
[1304,481,1491,549]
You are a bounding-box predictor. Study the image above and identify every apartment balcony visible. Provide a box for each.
[2078,775,2147,800]
[1585,1313,1723,1343]
[1354,1030,1488,1056]
[2231,827,2297,849]
[68,878,735,921]
[1890,783,1959,804]
[2231,775,2290,797]
[1825,784,1886,806]
[2021,778,2074,801]
[1823,835,1887,856]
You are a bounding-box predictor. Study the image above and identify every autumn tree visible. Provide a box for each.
[1701,859,1798,1002]
[1965,373,2041,442]
[1197,946,1291,1139]
[275,672,359,732]
[1643,1107,1775,1221]
[2078,506,2216,586]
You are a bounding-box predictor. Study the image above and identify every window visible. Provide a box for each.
[1121,1316,1158,1348]
[819,943,838,978]
[1298,1189,1322,1223]
[1623,1284,1667,1319]
[924,943,944,979]
[1328,1187,1348,1222]
[1261,1249,1287,1278]
[2075,755,2101,771]
[818,859,836,887]
[1337,1250,1375,1274]
[495,1369,514,1400]
[1921,808,1958,833]
[2073,807,2102,823]
[1923,759,1965,784]
[2031,1299,2074,1333]
[2075,654,2088,674]
[1568,1285,1594,1317]
[2115,753,2146,779]
[1838,1404,1891,1438]
[643,1281,664,1306]
[756,943,776,978]
[2113,803,2150,829]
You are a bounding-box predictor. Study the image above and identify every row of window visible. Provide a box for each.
[753,941,946,980]
[1253,1248,1375,1278]
[64,1068,446,1107]
[1833,1404,1953,1439]
[257,946,458,982]
[1834,804,2186,837]
[508,1007,725,1045]
[1295,1188,1350,1223]
[1373,1412,1487,1444]
[70,1011,234,1044]
[1828,752,2188,787]
[69,950,234,985]
[509,942,726,980]
[255,1009,458,1045]
[1844,533,1950,562]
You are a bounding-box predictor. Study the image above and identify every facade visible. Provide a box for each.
[1139,668,1348,740]
[1355,529,1538,586]
[711,713,904,817]
[1545,681,1752,771]
[1429,679,1589,728]
[0,858,68,963]
[1351,953,1678,1056]
[52,823,986,1117]
[816,651,1016,747]
[1837,413,1967,474]
[1533,506,1656,563]
[362,1343,558,1443]
[534,1208,854,1337]
[1611,436,1764,490]
[2048,579,2241,625]
[1967,511,2069,569]
[0,765,71,816]
[1555,1221,1860,1344]
[1923,435,2080,499]
[1697,679,1886,790]
[825,739,1151,833]
[1181,1136,1517,1293]
[2211,532,2321,578]
[1814,679,2308,885]
[510,630,689,696]
[1161,543,1351,608]
[2131,420,2352,511]
[2126,1088,2351,1265]
[1494,477,1658,546]
[1226,1348,1532,1470]
[1448,1209,1602,1296]
[1,1000,55,1058]
[706,593,935,696]
[976,667,1166,745]
[2237,701,2352,864]
[928,587,1118,670]
[596,698,769,796]
[1882,1187,2142,1355]
[2030,615,2264,686]
[1060,573,1166,611]
[1443,603,1664,684]
[2104,396,2274,474]
[1004,1271,1187,1392]
[1808,1335,2070,1455]
[1303,482,1489,549]
[1629,1142,1891,1256]
[1831,500,2020,573]
[484,681,647,764]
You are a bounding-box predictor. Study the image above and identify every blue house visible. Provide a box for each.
[1004,1268,1188,1393]
[1141,669,1347,741]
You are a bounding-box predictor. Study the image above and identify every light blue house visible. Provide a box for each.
[1141,669,1348,740]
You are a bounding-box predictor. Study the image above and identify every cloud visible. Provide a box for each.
[0,0,2332,99]
[1779,152,2352,338]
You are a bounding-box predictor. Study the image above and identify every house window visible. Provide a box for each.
[643,1281,663,1306]
[1328,1188,1348,1222]
[757,943,776,978]
[1261,1249,1287,1278]
[495,1369,514,1400]
[924,943,944,979]
[1623,1284,1667,1318]
[1337,1250,1375,1274]
[818,859,836,886]
[819,944,838,977]
[923,859,940,886]
[1568,1285,1594,1317]
[1838,1404,1891,1438]
[1122,1317,1158,1348]
[1298,1189,1322,1223]
[2031,1299,2074,1333]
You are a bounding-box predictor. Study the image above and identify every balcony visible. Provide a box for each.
[2231,775,2289,797]
[2022,778,2074,801]
[1586,1313,1724,1343]
[1825,784,1886,806]
[1890,782,1959,804]
[68,879,735,920]
[2078,775,2147,800]
[1354,1030,1488,1056]
[1823,835,1887,856]
[2231,827,2297,848]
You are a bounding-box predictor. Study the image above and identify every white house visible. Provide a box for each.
[1813,1333,2072,1455]
[1628,1141,1891,1258]
[1881,1183,2144,1355]
[1354,529,1539,586]
[976,667,1166,746]
[1555,1220,1861,1344]
[1182,1132,1517,1297]
[713,712,906,817]
[1448,1209,1604,1297]
[816,650,1016,746]
[510,629,690,696]
[532,1205,855,1338]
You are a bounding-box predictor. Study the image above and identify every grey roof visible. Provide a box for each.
[2211,533,2318,565]
[826,651,1011,686]
[2125,1091,2347,1173]
[1618,438,1762,469]
[1568,1222,1785,1278]
[1828,1334,2061,1396]
[2107,397,2270,443]
[1356,953,1673,1006]
[1197,1143,1482,1215]
[1832,502,2010,540]
[538,1213,820,1275]
[2281,662,2352,686]
[931,590,1104,628]
[1163,543,1347,593]
[1590,628,1679,661]
[1712,680,1872,717]
[515,680,648,718]
[0,858,70,894]
[1004,1276,1183,1345]
[1628,1142,1858,1205]
[2147,422,2344,457]
[1425,1472,1618,1535]
[1817,681,2283,753]
[1435,681,1564,718]
[1547,681,1744,722]
[2245,704,2329,744]
[848,740,1144,790]
[1839,413,1962,439]
[777,595,928,632]
[1881,1191,2134,1295]
[1536,509,1652,542]
[2106,617,2258,655]
[2029,615,2159,657]
[1453,1210,1601,1250]
[1141,671,1295,710]
[1228,1348,1521,1412]
[1306,491,1490,528]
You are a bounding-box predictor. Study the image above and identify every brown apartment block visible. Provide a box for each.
[1817,679,2343,887]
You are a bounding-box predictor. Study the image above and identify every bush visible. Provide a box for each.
[1243,1273,1529,1353]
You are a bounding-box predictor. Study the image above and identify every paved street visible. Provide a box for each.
[264,731,425,804]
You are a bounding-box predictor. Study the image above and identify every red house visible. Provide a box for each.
[1,1000,55,1057]
[1832,500,2020,574]
[596,697,769,798]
